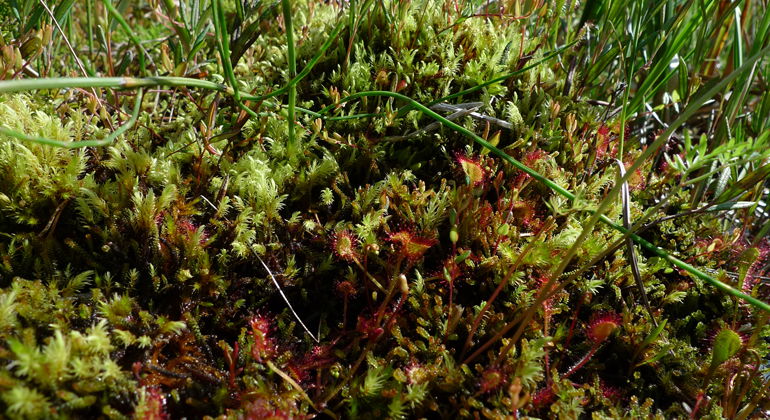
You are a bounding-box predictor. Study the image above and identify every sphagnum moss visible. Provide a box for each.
[1,0,770,419]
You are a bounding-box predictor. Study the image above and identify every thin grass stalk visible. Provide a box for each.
[234,0,244,22]
[610,18,633,157]
[101,0,147,74]
[347,0,356,69]
[266,360,317,411]
[211,0,260,121]
[86,0,94,58]
[281,0,298,159]
[0,77,322,117]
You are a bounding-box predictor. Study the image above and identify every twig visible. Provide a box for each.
[381,106,477,142]
[432,102,513,129]
[281,0,298,158]
[252,250,319,343]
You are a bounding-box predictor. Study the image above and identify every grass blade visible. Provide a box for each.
[0,90,143,148]
[281,0,298,159]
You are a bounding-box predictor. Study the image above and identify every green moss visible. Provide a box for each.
[1,0,769,418]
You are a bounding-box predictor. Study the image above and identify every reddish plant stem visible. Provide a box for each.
[227,342,241,390]
[342,294,349,329]
[690,392,707,420]
[543,302,552,379]
[321,276,408,409]
[375,274,404,326]
[384,288,409,334]
[491,277,561,366]
[563,344,599,378]
[461,222,549,358]
[465,220,557,366]
[491,198,517,254]
[564,293,587,349]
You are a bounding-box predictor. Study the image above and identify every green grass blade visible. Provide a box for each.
[102,0,148,75]
[281,0,298,159]
[0,90,143,148]
[0,76,322,117]
[211,0,261,121]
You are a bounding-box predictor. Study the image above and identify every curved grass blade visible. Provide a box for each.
[0,90,144,148]
[0,77,322,118]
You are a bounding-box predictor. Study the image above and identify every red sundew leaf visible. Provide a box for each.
[249,314,275,362]
[478,368,505,393]
[456,154,486,186]
[587,312,622,345]
[332,230,359,262]
[709,327,745,367]
[388,230,436,261]
[522,149,547,167]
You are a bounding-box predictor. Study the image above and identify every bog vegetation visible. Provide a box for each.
[0,0,769,418]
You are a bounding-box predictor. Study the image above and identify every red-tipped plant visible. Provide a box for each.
[478,367,506,394]
[221,341,242,390]
[456,153,486,186]
[513,149,547,187]
[331,229,385,291]
[531,386,555,409]
[249,314,275,363]
[336,279,357,328]
[598,379,622,403]
[564,312,622,378]
[135,386,169,420]
[331,229,359,262]
[387,229,436,262]
[586,312,622,344]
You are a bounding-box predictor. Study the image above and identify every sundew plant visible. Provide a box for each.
[1,0,770,418]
